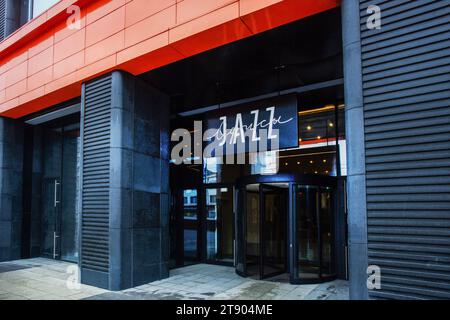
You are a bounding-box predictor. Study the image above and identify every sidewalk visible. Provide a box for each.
[0,258,348,300]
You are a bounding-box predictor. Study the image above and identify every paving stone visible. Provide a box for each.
[0,259,348,300]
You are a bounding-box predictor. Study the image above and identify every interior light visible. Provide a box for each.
[317,136,321,139]
[310,160,314,164]
[297,161,300,165]
[329,122,334,127]
[314,171,318,174]
[323,159,327,163]
[298,105,336,116]
[285,162,289,166]
[307,125,312,130]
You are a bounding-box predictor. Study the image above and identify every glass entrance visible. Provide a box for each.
[294,185,334,281]
[171,186,234,267]
[205,187,234,263]
[237,183,288,280]
[182,189,199,264]
[236,174,337,284]
[261,184,288,278]
[41,122,80,262]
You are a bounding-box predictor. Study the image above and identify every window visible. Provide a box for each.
[183,197,188,204]
[209,195,216,204]
[33,0,60,18]
[190,196,197,205]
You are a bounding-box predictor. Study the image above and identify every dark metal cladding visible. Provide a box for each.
[360,0,450,300]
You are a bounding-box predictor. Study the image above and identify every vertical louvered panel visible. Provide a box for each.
[81,75,112,273]
[0,0,6,41]
[360,0,450,299]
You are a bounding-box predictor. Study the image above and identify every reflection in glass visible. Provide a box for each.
[41,123,80,262]
[33,0,60,18]
[206,188,233,263]
[203,157,244,184]
[261,185,287,278]
[183,189,198,263]
[250,151,279,175]
[41,128,62,258]
[296,186,320,279]
[296,185,335,281]
[278,148,336,176]
[245,187,260,277]
[320,188,333,277]
[60,125,81,262]
[236,188,245,273]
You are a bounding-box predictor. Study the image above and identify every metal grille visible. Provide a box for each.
[0,0,6,41]
[80,75,112,273]
[360,0,450,299]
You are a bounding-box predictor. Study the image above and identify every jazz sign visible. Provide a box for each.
[203,94,299,156]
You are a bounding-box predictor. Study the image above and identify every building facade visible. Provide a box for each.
[0,0,449,299]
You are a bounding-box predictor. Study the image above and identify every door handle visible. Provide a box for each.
[53,231,60,259]
[54,180,60,208]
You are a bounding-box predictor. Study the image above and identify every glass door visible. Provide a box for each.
[41,122,80,262]
[235,183,288,279]
[60,124,81,262]
[293,185,335,283]
[245,185,260,277]
[204,186,234,264]
[295,186,320,281]
[260,184,287,279]
[236,174,337,284]
[235,184,260,277]
[41,128,62,259]
[182,189,200,265]
[235,187,246,275]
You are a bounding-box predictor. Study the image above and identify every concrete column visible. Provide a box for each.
[109,71,170,290]
[341,0,369,299]
[0,117,24,262]
[80,71,170,290]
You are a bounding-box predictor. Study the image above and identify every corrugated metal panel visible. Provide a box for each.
[80,75,111,273]
[360,0,450,299]
[0,0,5,41]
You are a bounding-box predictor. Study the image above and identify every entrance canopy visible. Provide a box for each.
[0,0,340,118]
[141,8,343,115]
